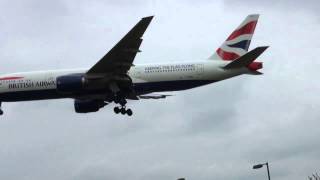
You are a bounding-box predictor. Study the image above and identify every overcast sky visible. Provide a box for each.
[0,0,319,180]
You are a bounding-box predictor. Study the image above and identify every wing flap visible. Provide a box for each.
[139,94,173,99]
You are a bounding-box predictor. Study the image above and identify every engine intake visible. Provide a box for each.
[74,99,107,113]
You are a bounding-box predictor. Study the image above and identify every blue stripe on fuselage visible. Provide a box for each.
[0,80,216,102]
[0,89,65,102]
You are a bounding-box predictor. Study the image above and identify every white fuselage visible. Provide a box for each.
[0,60,248,102]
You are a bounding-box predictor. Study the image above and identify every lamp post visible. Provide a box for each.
[253,162,271,180]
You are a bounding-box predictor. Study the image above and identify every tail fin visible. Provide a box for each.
[208,14,259,61]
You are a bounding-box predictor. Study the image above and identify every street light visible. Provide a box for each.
[253,162,271,180]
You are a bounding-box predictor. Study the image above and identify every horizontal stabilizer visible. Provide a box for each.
[247,70,263,75]
[224,46,268,69]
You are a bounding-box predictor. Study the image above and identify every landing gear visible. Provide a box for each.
[120,107,126,115]
[113,97,133,116]
[0,102,3,115]
[113,106,133,116]
[114,107,120,114]
[126,109,133,116]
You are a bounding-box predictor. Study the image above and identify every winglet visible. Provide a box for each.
[130,16,154,38]
[224,46,268,69]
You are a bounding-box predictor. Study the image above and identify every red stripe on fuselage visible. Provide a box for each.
[0,77,23,81]
[216,48,240,61]
[226,21,257,41]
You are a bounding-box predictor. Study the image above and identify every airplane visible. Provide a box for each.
[0,14,268,116]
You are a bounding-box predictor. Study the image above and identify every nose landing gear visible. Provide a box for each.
[0,102,3,115]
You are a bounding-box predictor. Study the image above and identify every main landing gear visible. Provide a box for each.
[113,97,133,116]
[113,106,133,116]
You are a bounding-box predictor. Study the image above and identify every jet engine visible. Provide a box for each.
[56,74,86,92]
[74,99,107,113]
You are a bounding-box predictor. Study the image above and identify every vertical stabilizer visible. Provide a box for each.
[208,14,259,61]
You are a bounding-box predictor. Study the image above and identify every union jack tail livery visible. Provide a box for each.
[209,14,259,61]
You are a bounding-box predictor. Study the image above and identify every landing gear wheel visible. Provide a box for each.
[114,107,120,114]
[120,108,126,115]
[126,109,133,116]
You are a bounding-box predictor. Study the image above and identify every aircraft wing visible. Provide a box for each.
[86,16,153,76]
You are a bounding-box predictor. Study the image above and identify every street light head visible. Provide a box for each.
[253,164,264,169]
[252,162,271,180]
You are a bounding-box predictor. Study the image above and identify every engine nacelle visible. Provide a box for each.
[74,99,107,113]
[56,74,85,92]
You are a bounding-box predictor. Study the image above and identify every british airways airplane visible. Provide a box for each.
[0,14,268,116]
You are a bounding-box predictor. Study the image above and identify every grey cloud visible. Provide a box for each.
[224,0,320,15]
